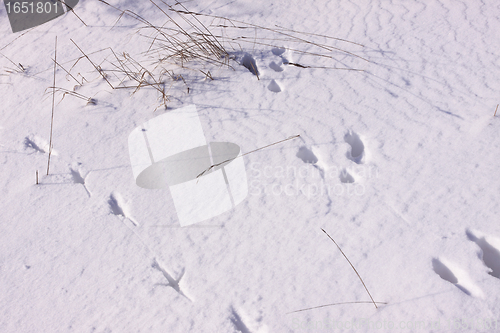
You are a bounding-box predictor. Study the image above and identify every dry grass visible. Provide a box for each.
[321,228,378,309]
[196,134,300,180]
[0,0,367,110]
[43,0,367,110]
[287,229,386,314]
[46,37,57,176]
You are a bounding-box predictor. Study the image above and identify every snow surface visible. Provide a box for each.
[1,0,500,332]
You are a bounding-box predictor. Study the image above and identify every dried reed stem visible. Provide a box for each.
[321,228,378,309]
[47,37,57,175]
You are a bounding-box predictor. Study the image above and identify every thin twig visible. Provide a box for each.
[495,104,498,117]
[70,39,115,89]
[47,37,57,176]
[55,0,87,26]
[274,25,365,47]
[196,135,300,179]
[52,58,82,85]
[45,86,94,104]
[0,27,36,52]
[200,69,213,80]
[321,228,378,309]
[0,51,24,73]
[250,61,259,80]
[204,14,370,62]
[287,301,387,314]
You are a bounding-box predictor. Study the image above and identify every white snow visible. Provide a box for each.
[1,0,500,332]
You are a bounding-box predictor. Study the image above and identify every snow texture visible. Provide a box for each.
[1,0,500,332]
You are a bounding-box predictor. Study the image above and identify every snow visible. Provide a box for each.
[1,0,500,332]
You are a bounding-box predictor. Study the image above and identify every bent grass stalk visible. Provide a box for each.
[288,229,385,314]
[196,135,300,180]
[287,301,387,314]
[321,228,378,309]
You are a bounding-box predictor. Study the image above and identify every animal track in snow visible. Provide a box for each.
[267,79,282,93]
[344,131,364,164]
[296,146,318,164]
[152,258,191,301]
[269,61,283,72]
[70,168,91,197]
[339,169,355,183]
[229,307,268,333]
[241,53,259,76]
[230,308,252,333]
[296,145,333,211]
[272,46,291,65]
[108,192,138,226]
[24,135,58,155]
[271,47,286,56]
[432,258,458,284]
[432,258,483,297]
[466,230,500,279]
[24,137,44,153]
